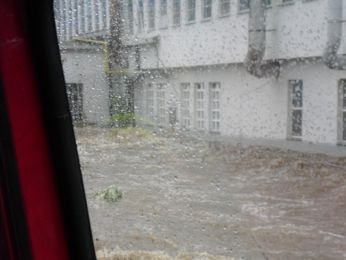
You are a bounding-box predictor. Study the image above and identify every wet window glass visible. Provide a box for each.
[54,0,346,259]
[186,0,196,23]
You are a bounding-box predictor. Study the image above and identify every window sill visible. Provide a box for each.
[218,13,230,19]
[238,5,271,14]
[238,9,249,14]
[185,20,196,25]
[277,1,295,7]
[159,26,168,30]
[201,18,212,23]
[171,24,181,28]
[288,136,302,141]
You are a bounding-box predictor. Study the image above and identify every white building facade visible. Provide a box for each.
[124,0,346,145]
[54,0,346,145]
[54,0,111,125]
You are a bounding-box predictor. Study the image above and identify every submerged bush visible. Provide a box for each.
[95,185,123,203]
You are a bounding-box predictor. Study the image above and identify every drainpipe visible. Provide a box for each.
[244,0,280,78]
[323,0,346,70]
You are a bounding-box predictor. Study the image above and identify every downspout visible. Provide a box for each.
[323,0,346,70]
[244,0,280,78]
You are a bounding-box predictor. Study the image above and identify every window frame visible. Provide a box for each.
[219,0,231,17]
[157,84,167,126]
[180,83,192,129]
[288,79,303,140]
[209,82,221,134]
[194,83,206,131]
[238,0,271,13]
[127,0,134,34]
[202,0,213,20]
[146,83,156,122]
[160,0,168,28]
[137,0,145,33]
[172,0,181,26]
[338,80,346,145]
[186,0,196,23]
[148,0,156,30]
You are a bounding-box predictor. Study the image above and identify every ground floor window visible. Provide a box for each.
[66,83,83,124]
[288,80,303,139]
[146,84,155,121]
[209,82,221,133]
[338,80,346,144]
[194,83,205,131]
[157,84,166,126]
[180,83,191,128]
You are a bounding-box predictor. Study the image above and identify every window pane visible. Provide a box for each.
[173,0,181,25]
[292,80,303,108]
[203,0,212,19]
[187,0,196,22]
[220,0,230,16]
[343,84,346,109]
[343,112,346,140]
[292,109,302,137]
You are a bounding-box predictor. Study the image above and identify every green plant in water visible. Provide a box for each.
[95,185,123,203]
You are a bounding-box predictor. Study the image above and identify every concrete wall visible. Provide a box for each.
[61,49,110,125]
[134,61,346,145]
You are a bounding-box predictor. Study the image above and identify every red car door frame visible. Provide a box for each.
[0,0,96,259]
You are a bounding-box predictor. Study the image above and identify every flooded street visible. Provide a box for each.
[76,127,346,260]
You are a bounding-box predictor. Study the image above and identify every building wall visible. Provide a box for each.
[61,49,110,125]
[135,61,346,145]
[127,0,346,69]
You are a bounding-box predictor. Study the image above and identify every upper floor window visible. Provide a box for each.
[148,0,155,30]
[239,0,271,12]
[137,0,144,32]
[202,0,212,19]
[127,0,134,33]
[186,0,196,23]
[219,0,230,16]
[173,0,181,26]
[160,0,168,28]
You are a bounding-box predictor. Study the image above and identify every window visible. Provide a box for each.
[195,83,206,130]
[209,82,221,133]
[137,0,144,32]
[239,0,271,12]
[72,0,78,35]
[219,0,230,16]
[288,80,303,139]
[338,80,346,144]
[181,83,191,128]
[186,0,196,23]
[148,0,155,30]
[86,0,93,32]
[173,0,181,26]
[77,0,83,34]
[146,84,155,121]
[202,0,212,19]
[160,0,168,28]
[128,0,134,33]
[157,84,167,126]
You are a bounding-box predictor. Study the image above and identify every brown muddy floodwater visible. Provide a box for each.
[75,127,346,260]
